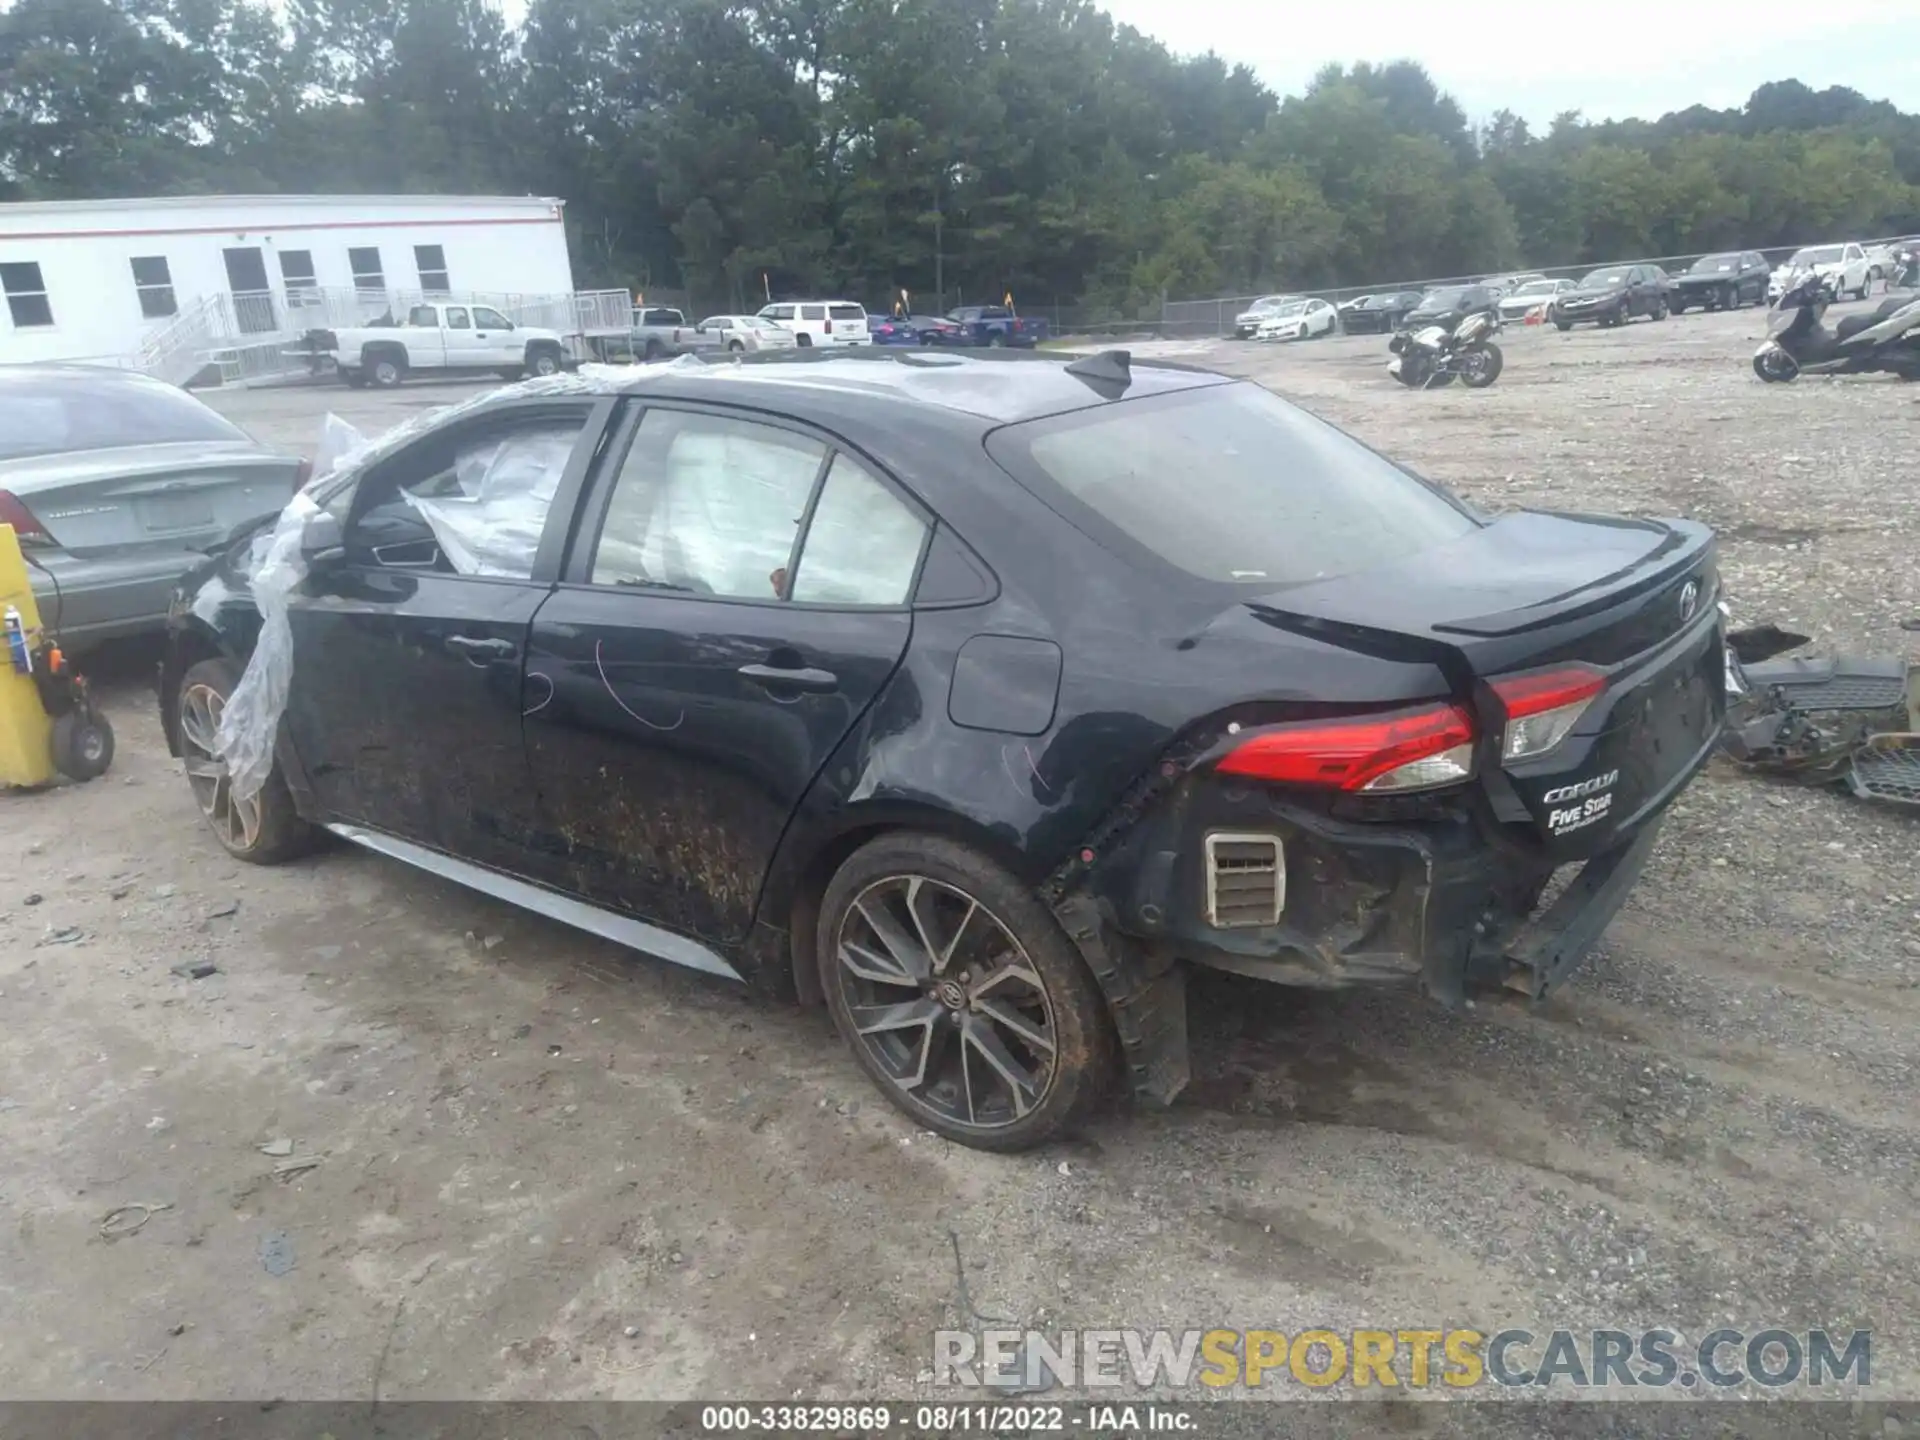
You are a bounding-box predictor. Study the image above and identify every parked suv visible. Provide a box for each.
[758,300,871,348]
[1552,265,1673,329]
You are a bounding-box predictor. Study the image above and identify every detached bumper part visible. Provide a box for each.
[1485,819,1663,1002]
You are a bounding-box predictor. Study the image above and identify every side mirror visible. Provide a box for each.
[300,510,345,568]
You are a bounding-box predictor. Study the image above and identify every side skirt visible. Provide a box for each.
[325,823,744,983]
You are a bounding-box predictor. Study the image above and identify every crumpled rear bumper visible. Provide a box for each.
[1051,777,1685,1106]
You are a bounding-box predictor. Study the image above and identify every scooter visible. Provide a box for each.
[1387,308,1504,389]
[1753,271,1920,382]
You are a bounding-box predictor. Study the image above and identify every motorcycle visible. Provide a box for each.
[1386,308,1504,389]
[1753,271,1920,383]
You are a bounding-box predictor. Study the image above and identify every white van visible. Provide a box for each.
[756,299,870,347]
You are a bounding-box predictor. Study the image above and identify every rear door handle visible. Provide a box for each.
[447,635,516,661]
[738,662,838,694]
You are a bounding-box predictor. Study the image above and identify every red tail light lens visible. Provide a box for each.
[1217,703,1477,793]
[0,489,52,545]
[1491,665,1606,762]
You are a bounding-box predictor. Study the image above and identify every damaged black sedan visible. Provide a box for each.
[160,351,1726,1151]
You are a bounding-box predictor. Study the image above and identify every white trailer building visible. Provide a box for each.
[0,193,618,384]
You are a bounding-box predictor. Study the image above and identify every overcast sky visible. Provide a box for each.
[1098,0,1920,127]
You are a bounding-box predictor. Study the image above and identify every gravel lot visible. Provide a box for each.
[4,310,1918,1430]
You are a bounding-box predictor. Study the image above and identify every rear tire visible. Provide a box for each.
[728,340,745,353]
[366,352,405,388]
[1459,342,1503,388]
[1652,298,1669,321]
[176,659,317,865]
[795,333,813,348]
[340,367,367,389]
[816,833,1115,1152]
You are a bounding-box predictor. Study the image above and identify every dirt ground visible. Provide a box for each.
[5,309,1919,1430]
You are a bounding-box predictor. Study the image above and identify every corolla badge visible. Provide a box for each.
[1678,580,1700,623]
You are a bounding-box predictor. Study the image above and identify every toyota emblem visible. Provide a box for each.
[1678,580,1700,623]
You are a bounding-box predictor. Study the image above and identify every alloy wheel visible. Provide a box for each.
[833,874,1057,1130]
[179,682,263,851]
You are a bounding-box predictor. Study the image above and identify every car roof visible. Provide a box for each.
[610,348,1231,426]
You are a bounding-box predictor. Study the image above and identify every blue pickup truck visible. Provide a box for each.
[948,305,1049,348]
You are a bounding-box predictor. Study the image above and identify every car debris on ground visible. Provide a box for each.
[1721,617,1920,807]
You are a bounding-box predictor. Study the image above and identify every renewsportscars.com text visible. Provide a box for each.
[934,1327,1872,1391]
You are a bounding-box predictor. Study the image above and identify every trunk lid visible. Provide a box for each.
[0,443,300,555]
[1246,510,1724,857]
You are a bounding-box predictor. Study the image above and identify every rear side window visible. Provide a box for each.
[987,384,1477,589]
[790,455,926,605]
[592,412,826,600]
[801,305,826,321]
[0,372,246,460]
[828,304,865,323]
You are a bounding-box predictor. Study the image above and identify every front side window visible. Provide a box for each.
[989,383,1478,590]
[414,244,450,293]
[347,415,586,577]
[473,306,510,329]
[130,256,177,318]
[2,262,53,327]
[790,455,927,605]
[592,412,826,599]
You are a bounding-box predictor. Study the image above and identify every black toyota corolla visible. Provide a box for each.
[159,350,1725,1151]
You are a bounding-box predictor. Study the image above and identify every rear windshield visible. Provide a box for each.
[987,383,1477,588]
[0,370,246,461]
[828,304,865,322]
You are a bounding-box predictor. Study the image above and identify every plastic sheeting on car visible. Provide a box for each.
[403,425,579,578]
[211,362,701,802]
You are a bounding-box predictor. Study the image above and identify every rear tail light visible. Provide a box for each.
[823,319,832,334]
[1217,702,1476,794]
[1491,665,1606,762]
[0,489,52,546]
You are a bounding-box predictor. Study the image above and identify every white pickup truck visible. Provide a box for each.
[315,303,574,389]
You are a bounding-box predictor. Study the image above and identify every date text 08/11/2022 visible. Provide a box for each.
[698,1404,1195,1433]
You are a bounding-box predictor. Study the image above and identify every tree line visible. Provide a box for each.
[3,0,1918,317]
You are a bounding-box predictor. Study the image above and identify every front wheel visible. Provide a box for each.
[176,659,317,864]
[1652,298,1669,321]
[817,833,1115,1151]
[1753,348,1799,383]
[1459,341,1504,388]
[1554,319,1573,332]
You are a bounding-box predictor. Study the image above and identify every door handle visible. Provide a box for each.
[738,662,838,694]
[447,635,516,661]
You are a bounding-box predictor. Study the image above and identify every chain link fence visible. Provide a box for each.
[1159,235,1920,339]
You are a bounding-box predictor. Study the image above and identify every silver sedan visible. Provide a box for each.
[0,366,303,648]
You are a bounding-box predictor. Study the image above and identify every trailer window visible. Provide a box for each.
[130,257,177,319]
[349,247,385,294]
[280,250,318,306]
[1,262,53,328]
[414,244,450,294]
